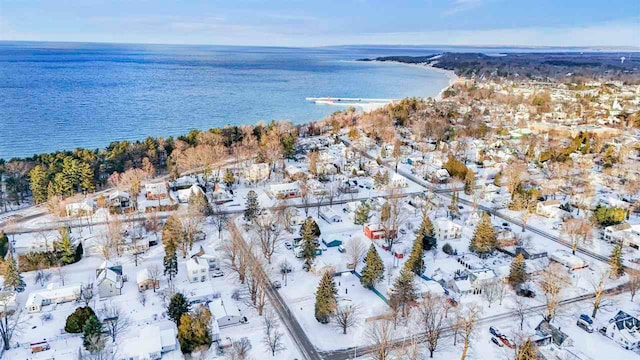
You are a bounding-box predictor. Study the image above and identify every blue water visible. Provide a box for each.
[0,42,456,159]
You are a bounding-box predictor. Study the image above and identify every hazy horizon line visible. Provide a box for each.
[2,39,639,52]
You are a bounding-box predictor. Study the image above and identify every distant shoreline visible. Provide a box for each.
[363,59,458,101]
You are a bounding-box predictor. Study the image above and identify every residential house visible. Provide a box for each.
[96,261,124,298]
[603,223,640,249]
[364,224,386,240]
[550,250,588,270]
[319,207,342,223]
[467,269,499,295]
[434,217,462,241]
[108,190,131,209]
[25,283,83,313]
[449,279,473,296]
[186,257,209,283]
[65,199,96,217]
[176,184,205,203]
[390,173,408,188]
[602,310,640,350]
[145,182,168,200]
[210,183,232,204]
[208,297,246,327]
[270,182,300,199]
[415,277,446,298]
[118,324,177,360]
[191,246,219,271]
[534,319,573,348]
[246,163,270,182]
[137,268,159,292]
[536,200,566,219]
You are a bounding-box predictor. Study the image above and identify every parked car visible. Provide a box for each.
[338,245,345,253]
[272,281,282,289]
[500,336,516,349]
[577,319,594,333]
[516,288,536,298]
[580,314,593,325]
[489,326,502,338]
[399,229,407,235]
[284,242,293,250]
[211,270,224,278]
[491,337,503,347]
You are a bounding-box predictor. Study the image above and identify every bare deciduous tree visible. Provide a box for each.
[344,237,367,269]
[419,294,447,358]
[99,303,131,342]
[538,263,570,322]
[510,295,528,331]
[458,305,482,360]
[0,292,24,350]
[562,218,592,255]
[222,235,249,284]
[253,215,283,264]
[333,302,360,335]
[227,337,252,360]
[629,271,640,302]
[367,319,395,360]
[591,270,612,318]
[262,309,285,357]
[148,265,161,293]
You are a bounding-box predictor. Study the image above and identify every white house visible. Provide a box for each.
[603,223,640,249]
[208,297,246,327]
[176,184,205,203]
[270,182,299,199]
[536,200,563,218]
[434,217,462,241]
[96,261,124,298]
[467,269,499,294]
[550,250,588,270]
[118,324,177,360]
[319,207,342,223]
[108,190,131,209]
[25,283,82,313]
[246,163,270,182]
[65,199,96,217]
[145,182,168,200]
[186,257,209,283]
[415,277,446,298]
[602,310,640,350]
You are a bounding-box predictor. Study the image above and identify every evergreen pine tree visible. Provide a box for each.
[3,252,25,291]
[168,293,191,326]
[29,165,48,204]
[508,254,528,286]
[314,271,337,324]
[360,244,384,288]
[223,169,236,188]
[177,306,212,353]
[78,162,95,192]
[244,190,260,222]
[389,267,417,317]
[162,215,182,249]
[609,242,624,278]
[407,233,425,275]
[56,227,76,264]
[417,212,436,251]
[469,213,497,255]
[301,217,319,270]
[163,243,178,280]
[354,202,371,226]
[82,315,104,352]
[0,232,9,258]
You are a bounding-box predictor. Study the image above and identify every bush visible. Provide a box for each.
[592,205,626,227]
[65,306,96,333]
[442,243,455,255]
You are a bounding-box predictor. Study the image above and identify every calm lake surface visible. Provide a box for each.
[0,42,456,158]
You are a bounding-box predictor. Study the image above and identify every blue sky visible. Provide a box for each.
[1,0,638,47]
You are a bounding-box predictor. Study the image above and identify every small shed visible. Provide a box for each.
[322,238,343,248]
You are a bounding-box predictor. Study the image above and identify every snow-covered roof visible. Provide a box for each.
[416,278,445,296]
[208,297,242,320]
[25,283,82,308]
[108,190,130,200]
[186,257,208,273]
[454,279,473,292]
[119,325,162,358]
[136,269,150,283]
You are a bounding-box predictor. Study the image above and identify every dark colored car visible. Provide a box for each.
[580,314,593,325]
[516,288,536,298]
[489,326,502,338]
[491,337,503,347]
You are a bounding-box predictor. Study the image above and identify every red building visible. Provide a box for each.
[364,224,386,240]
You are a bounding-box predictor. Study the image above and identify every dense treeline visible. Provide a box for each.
[0,121,298,206]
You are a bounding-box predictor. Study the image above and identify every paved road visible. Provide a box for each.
[229,218,322,360]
